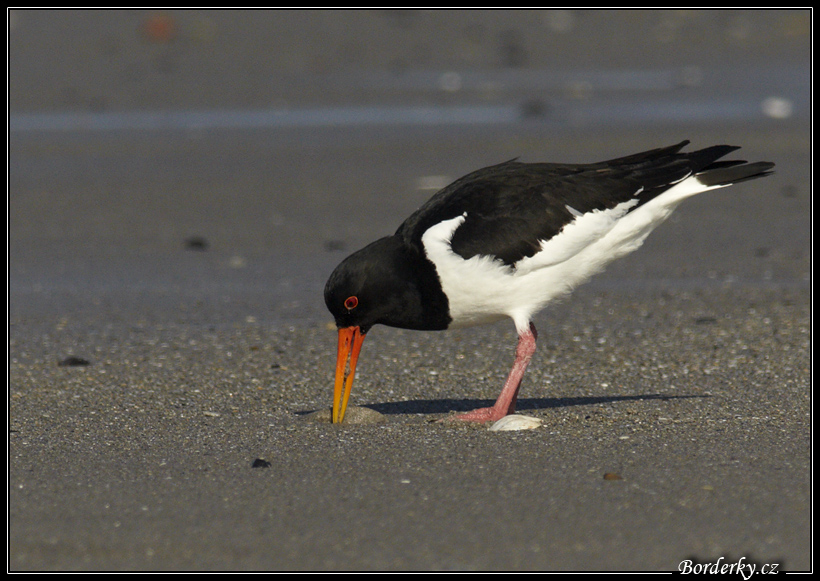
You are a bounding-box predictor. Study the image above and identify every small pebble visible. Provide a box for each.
[489,414,543,431]
[603,472,623,481]
[251,458,271,468]
[302,406,386,425]
[58,356,91,367]
[323,239,347,252]
[184,236,209,251]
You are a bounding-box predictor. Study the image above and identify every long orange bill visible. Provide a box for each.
[332,326,366,424]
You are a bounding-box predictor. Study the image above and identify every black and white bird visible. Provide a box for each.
[324,141,774,424]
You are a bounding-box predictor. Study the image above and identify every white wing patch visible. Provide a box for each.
[515,198,639,275]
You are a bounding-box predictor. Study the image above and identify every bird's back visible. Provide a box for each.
[397,141,772,267]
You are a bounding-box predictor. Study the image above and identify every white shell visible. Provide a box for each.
[489,414,543,431]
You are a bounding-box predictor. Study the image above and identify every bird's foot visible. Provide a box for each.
[441,406,511,423]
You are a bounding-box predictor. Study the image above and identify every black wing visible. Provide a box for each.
[396,141,773,266]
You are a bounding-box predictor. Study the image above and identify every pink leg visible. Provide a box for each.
[448,323,538,423]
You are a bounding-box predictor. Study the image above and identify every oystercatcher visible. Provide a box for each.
[324,141,774,423]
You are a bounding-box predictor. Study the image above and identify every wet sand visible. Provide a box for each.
[8,10,810,571]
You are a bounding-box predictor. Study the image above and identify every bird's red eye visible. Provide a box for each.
[344,296,358,310]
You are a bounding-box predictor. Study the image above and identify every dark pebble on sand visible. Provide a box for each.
[58,356,91,367]
[184,236,209,251]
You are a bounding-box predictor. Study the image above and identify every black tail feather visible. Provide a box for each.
[697,161,775,187]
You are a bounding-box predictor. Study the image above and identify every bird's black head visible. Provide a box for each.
[324,235,450,333]
[324,235,450,424]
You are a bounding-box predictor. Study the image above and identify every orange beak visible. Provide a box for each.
[332,326,366,424]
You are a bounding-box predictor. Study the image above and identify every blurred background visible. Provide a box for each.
[8,9,810,325]
[9,8,810,320]
[8,9,810,112]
